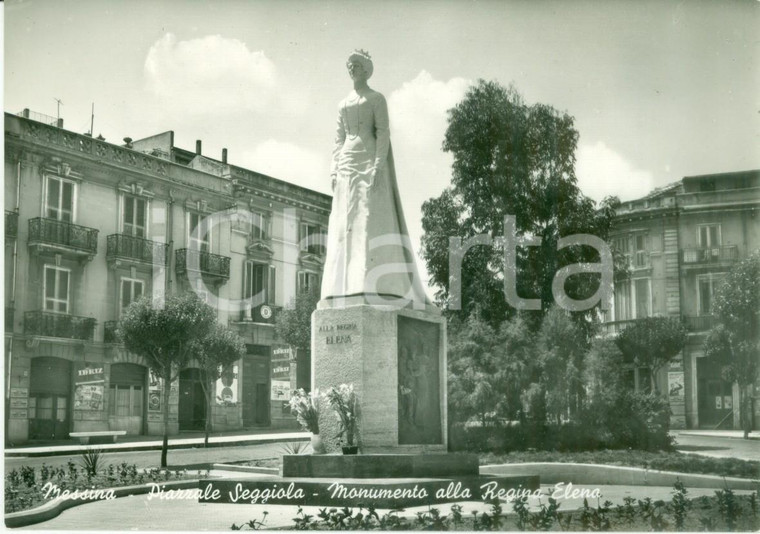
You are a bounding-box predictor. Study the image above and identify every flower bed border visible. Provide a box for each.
[5,478,201,528]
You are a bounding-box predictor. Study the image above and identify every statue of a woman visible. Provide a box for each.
[320,50,429,309]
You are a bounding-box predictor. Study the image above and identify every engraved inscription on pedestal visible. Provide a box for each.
[398,316,442,445]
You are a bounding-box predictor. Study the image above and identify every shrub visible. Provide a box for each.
[581,390,673,451]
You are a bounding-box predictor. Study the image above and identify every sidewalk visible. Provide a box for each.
[5,429,309,458]
[675,429,759,440]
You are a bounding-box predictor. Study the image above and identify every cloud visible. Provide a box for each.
[576,141,655,202]
[387,71,472,291]
[144,34,280,116]
[240,139,328,193]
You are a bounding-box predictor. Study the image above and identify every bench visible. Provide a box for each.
[69,430,127,445]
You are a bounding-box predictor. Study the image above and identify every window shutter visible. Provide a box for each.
[268,265,276,305]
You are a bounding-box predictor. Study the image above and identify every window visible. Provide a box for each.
[122,196,147,237]
[300,222,325,255]
[188,212,210,252]
[697,274,724,315]
[108,385,143,417]
[244,262,275,306]
[44,266,70,313]
[633,234,648,268]
[298,271,320,293]
[634,278,651,318]
[614,280,632,321]
[231,211,268,239]
[698,225,721,248]
[45,176,75,222]
[120,278,144,315]
[250,212,267,240]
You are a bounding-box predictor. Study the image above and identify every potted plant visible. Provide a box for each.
[288,388,324,454]
[325,383,359,454]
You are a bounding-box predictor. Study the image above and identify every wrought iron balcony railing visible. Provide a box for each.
[5,211,18,239]
[104,320,119,343]
[24,311,96,341]
[682,315,717,332]
[28,217,98,256]
[598,319,639,336]
[175,248,231,280]
[106,234,168,266]
[681,245,738,265]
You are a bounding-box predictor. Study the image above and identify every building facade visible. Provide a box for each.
[4,110,331,444]
[603,170,760,430]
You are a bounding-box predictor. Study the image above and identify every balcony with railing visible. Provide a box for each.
[28,217,98,260]
[682,315,717,333]
[5,211,18,239]
[175,248,230,282]
[106,234,168,268]
[597,319,639,337]
[24,311,96,341]
[104,320,119,343]
[681,245,738,266]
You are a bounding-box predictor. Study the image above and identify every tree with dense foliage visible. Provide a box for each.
[117,293,217,467]
[194,324,246,447]
[704,252,760,438]
[421,80,618,329]
[583,337,629,398]
[275,285,320,364]
[447,310,535,426]
[615,317,687,394]
[535,306,586,423]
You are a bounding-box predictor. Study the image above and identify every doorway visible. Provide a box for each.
[242,349,270,427]
[29,357,71,440]
[697,357,734,428]
[178,368,207,431]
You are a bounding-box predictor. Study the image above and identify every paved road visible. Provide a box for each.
[5,441,286,473]
[19,483,752,531]
[672,431,760,462]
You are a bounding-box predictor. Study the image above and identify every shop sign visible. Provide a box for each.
[271,346,291,402]
[9,409,27,420]
[148,370,162,412]
[216,365,239,405]
[10,387,28,398]
[724,396,733,409]
[271,380,290,401]
[74,363,104,411]
[667,372,684,398]
[10,397,28,408]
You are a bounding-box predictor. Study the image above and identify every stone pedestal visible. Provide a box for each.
[312,297,447,453]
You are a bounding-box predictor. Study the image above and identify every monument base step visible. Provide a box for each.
[200,474,540,508]
[281,453,479,478]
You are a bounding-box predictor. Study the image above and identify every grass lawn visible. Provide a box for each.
[479,449,760,479]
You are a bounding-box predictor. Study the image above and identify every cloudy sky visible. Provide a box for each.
[5,0,758,288]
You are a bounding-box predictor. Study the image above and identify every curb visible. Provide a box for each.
[212,463,280,475]
[481,462,760,490]
[5,435,310,458]
[5,479,202,529]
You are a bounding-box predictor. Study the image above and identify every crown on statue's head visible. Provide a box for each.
[354,49,371,60]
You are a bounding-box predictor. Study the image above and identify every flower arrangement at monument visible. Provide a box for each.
[325,383,359,454]
[288,388,325,454]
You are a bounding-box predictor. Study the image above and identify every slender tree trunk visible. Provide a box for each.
[161,368,171,468]
[200,376,212,448]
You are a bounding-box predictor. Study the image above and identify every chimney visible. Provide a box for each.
[195,140,202,155]
[222,148,228,164]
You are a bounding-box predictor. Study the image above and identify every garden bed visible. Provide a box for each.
[4,458,207,514]
[479,450,760,479]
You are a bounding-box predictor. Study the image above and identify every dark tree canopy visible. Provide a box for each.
[275,285,320,352]
[704,252,760,437]
[615,316,687,393]
[421,80,617,328]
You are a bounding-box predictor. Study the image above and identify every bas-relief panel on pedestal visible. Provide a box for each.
[397,316,441,445]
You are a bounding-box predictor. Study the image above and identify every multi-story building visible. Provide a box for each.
[603,169,760,430]
[4,109,331,444]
